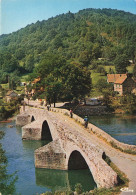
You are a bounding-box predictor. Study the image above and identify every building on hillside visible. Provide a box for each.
[25,77,41,97]
[107,74,127,84]
[107,74,136,95]
[5,90,18,102]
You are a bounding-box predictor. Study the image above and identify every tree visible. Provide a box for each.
[3,57,19,73]
[36,53,66,80]
[25,55,34,72]
[92,43,102,59]
[95,78,113,94]
[96,66,107,75]
[62,62,92,101]
[114,54,130,73]
[133,64,136,79]
[79,50,92,66]
[0,131,18,194]
[35,53,66,106]
[45,75,63,107]
[8,71,20,90]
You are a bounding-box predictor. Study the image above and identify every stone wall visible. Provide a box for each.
[16,113,31,126]
[35,140,67,170]
[22,121,42,140]
[74,105,109,116]
[50,107,136,153]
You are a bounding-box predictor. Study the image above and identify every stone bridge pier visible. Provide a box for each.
[16,107,118,189]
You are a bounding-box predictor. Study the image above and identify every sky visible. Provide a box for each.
[0,0,136,35]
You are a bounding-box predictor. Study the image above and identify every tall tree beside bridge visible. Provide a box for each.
[31,54,92,105]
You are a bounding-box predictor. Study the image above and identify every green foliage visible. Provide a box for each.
[0,99,20,120]
[0,131,18,194]
[110,141,136,155]
[95,78,113,94]
[25,54,34,72]
[31,54,92,104]
[9,70,21,90]
[0,8,136,84]
[62,62,92,101]
[75,183,83,194]
[119,94,136,114]
[114,54,130,73]
[133,64,136,79]
[96,66,107,75]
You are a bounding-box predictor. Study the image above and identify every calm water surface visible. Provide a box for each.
[89,114,136,145]
[0,121,96,195]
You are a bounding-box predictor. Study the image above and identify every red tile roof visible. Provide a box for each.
[107,74,127,83]
[32,77,40,84]
[114,76,127,84]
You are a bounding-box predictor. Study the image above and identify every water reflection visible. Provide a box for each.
[22,140,48,151]
[35,168,96,192]
[35,169,69,192]
[90,114,136,145]
[16,125,22,135]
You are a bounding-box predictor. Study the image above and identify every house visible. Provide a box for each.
[107,74,127,84]
[5,90,18,102]
[25,77,41,97]
[107,74,136,95]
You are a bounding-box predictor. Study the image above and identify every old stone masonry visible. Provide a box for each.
[16,106,136,193]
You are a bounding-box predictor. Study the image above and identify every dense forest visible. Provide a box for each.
[0,8,136,103]
[0,8,136,78]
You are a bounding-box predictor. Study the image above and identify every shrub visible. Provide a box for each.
[75,183,83,194]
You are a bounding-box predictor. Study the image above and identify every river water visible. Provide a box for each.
[89,114,136,145]
[1,114,136,195]
[0,121,96,195]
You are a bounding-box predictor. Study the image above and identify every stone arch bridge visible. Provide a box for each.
[16,106,136,191]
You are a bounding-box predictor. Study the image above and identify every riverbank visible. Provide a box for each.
[0,115,16,123]
[0,118,14,123]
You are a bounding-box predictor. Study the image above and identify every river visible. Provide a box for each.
[1,114,136,195]
[0,121,96,195]
[89,114,136,145]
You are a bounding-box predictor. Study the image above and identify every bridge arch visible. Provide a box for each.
[67,149,97,188]
[66,145,98,185]
[41,120,53,141]
[31,115,35,122]
[68,150,89,170]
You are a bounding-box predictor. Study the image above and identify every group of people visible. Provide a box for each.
[69,109,88,128]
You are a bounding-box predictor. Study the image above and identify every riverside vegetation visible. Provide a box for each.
[0,131,18,194]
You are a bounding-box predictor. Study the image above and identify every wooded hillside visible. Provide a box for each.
[0,8,136,84]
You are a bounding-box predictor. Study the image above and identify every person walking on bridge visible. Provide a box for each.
[70,108,73,118]
[47,105,50,111]
[84,115,88,128]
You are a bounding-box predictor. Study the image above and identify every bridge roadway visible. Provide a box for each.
[16,103,136,194]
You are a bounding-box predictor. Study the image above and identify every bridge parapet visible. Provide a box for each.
[49,119,118,188]
[16,106,119,188]
[50,107,136,153]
